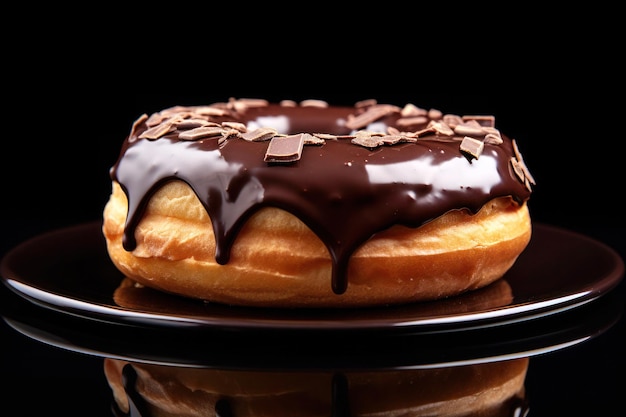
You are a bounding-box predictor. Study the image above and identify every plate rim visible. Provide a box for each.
[1,221,624,333]
[2,279,623,370]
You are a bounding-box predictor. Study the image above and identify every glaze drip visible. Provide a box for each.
[112,364,149,417]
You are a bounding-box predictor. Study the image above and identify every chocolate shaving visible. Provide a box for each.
[264,133,305,163]
[303,133,325,145]
[237,98,270,107]
[462,115,495,128]
[129,114,148,139]
[241,127,278,142]
[138,121,176,140]
[454,120,486,137]
[300,99,328,108]
[428,108,443,120]
[220,128,242,141]
[396,116,429,128]
[178,126,224,141]
[345,104,400,130]
[145,112,167,127]
[510,158,526,183]
[351,131,416,149]
[400,103,427,117]
[428,120,455,136]
[460,136,484,160]
[194,106,229,117]
[129,99,533,189]
[483,128,503,145]
[442,114,463,129]
[351,135,384,148]
[511,139,536,190]
[313,133,339,141]
[175,119,215,129]
[381,135,413,145]
[221,121,247,132]
[279,99,298,107]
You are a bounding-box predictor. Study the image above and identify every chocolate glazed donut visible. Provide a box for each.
[102,98,534,307]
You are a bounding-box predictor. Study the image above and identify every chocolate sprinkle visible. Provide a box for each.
[264,133,305,163]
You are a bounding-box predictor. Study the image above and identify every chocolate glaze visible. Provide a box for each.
[110,100,532,294]
[332,372,351,417]
[215,398,234,417]
[112,364,149,417]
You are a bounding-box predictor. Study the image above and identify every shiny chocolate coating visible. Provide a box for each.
[110,101,532,294]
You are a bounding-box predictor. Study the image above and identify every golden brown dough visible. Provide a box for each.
[103,180,531,308]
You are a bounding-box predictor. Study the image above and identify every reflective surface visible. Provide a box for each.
[1,271,623,416]
[2,279,622,370]
[1,222,623,332]
[0,222,625,415]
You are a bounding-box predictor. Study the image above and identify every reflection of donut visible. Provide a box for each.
[111,276,514,319]
[105,358,529,416]
[103,98,534,308]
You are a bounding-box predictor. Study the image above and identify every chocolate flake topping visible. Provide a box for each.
[175,118,213,129]
[138,121,176,140]
[129,114,148,140]
[300,99,329,108]
[460,136,485,160]
[264,133,306,163]
[428,120,455,136]
[400,103,428,117]
[462,115,495,128]
[454,120,486,137]
[345,104,401,130]
[511,139,536,191]
[130,97,535,190]
[304,133,325,145]
[241,127,278,142]
[221,121,247,132]
[130,98,533,188]
[178,126,224,141]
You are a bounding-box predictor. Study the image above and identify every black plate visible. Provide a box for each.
[2,279,622,370]
[0,221,623,334]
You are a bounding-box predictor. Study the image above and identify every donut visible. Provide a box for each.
[102,98,534,308]
[104,357,529,416]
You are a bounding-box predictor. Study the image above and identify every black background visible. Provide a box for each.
[2,13,624,416]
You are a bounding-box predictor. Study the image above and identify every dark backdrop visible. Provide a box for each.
[2,21,624,415]
[4,2,623,246]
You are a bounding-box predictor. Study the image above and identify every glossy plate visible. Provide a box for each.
[3,286,622,369]
[0,221,623,334]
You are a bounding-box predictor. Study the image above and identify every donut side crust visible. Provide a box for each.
[102,180,532,308]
